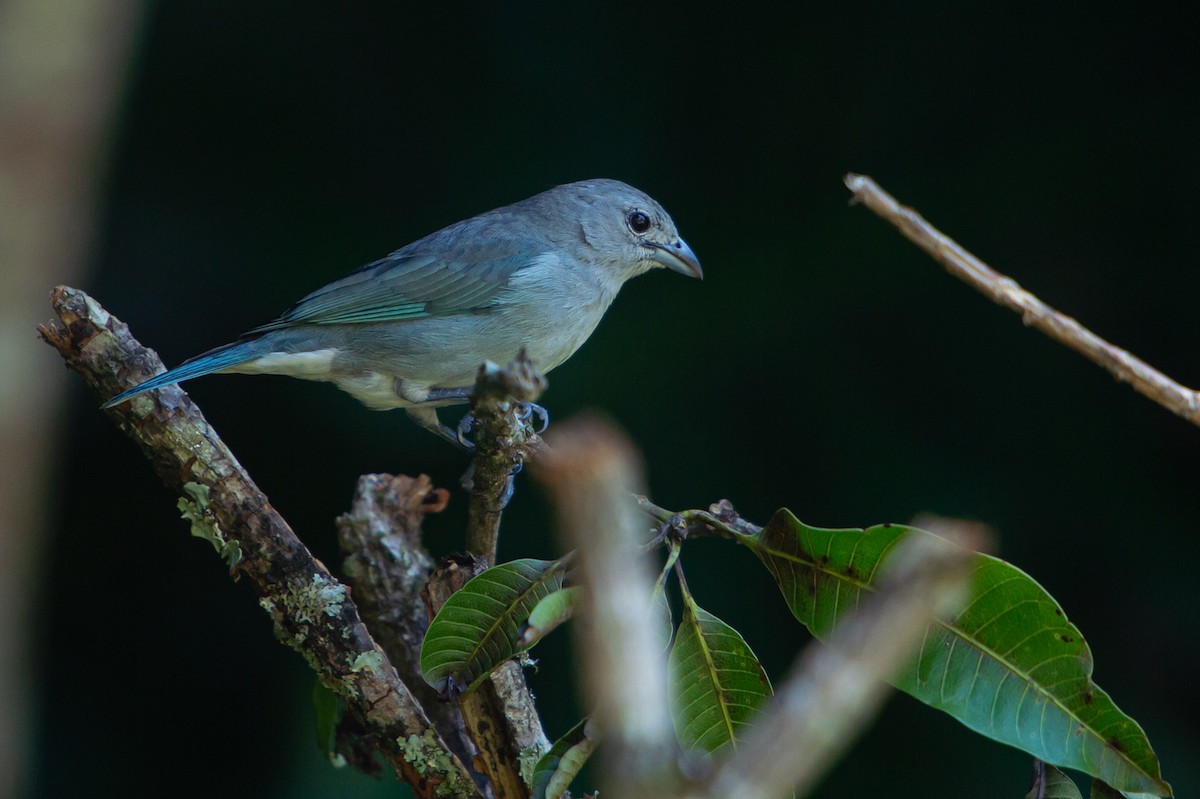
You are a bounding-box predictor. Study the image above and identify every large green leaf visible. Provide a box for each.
[668,591,772,754]
[420,558,570,693]
[530,718,596,799]
[739,510,1170,797]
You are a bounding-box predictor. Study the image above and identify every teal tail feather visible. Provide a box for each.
[101,339,262,408]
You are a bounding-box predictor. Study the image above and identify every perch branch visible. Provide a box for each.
[844,173,1200,428]
[430,352,554,795]
[463,352,548,566]
[39,286,477,799]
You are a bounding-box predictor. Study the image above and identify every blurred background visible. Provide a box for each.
[3,3,1198,797]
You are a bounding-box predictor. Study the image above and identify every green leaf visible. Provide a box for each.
[421,557,570,693]
[739,510,1171,797]
[519,586,582,648]
[668,587,772,754]
[1026,763,1083,799]
[531,718,597,799]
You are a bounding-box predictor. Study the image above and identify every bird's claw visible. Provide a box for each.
[456,412,478,449]
[495,478,516,511]
[458,461,517,511]
[517,402,550,434]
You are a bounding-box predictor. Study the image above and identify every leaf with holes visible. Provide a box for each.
[737,510,1171,797]
[420,557,570,693]
[668,589,772,754]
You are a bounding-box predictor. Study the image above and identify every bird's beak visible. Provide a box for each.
[649,238,703,279]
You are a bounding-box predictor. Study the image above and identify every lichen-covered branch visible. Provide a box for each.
[39,286,477,799]
[845,173,1200,428]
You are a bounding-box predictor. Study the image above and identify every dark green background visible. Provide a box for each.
[38,3,1199,797]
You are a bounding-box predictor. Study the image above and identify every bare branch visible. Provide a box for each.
[535,416,678,799]
[695,519,983,799]
[39,286,477,799]
[845,173,1200,428]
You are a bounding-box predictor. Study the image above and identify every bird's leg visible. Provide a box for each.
[400,386,476,451]
[415,386,479,449]
[404,406,473,452]
[423,387,474,403]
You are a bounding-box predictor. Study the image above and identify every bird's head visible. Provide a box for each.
[551,179,703,282]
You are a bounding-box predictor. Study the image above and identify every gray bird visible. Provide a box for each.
[103,179,702,443]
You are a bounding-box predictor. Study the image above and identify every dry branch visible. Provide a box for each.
[845,173,1200,428]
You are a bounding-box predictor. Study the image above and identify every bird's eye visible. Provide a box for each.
[627,211,652,234]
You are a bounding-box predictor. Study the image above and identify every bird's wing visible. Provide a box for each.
[245,238,536,333]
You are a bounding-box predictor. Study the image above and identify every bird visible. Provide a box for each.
[102,178,702,444]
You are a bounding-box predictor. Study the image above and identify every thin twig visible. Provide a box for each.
[635,496,762,541]
[845,173,1200,428]
[39,286,477,799]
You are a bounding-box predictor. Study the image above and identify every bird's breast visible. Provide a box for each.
[497,262,619,372]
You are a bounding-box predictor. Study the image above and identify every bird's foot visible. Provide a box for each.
[494,476,517,511]
[517,402,549,434]
[435,422,474,453]
[456,412,478,450]
[459,459,520,511]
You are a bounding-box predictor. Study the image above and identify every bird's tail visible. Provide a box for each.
[101,339,265,408]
